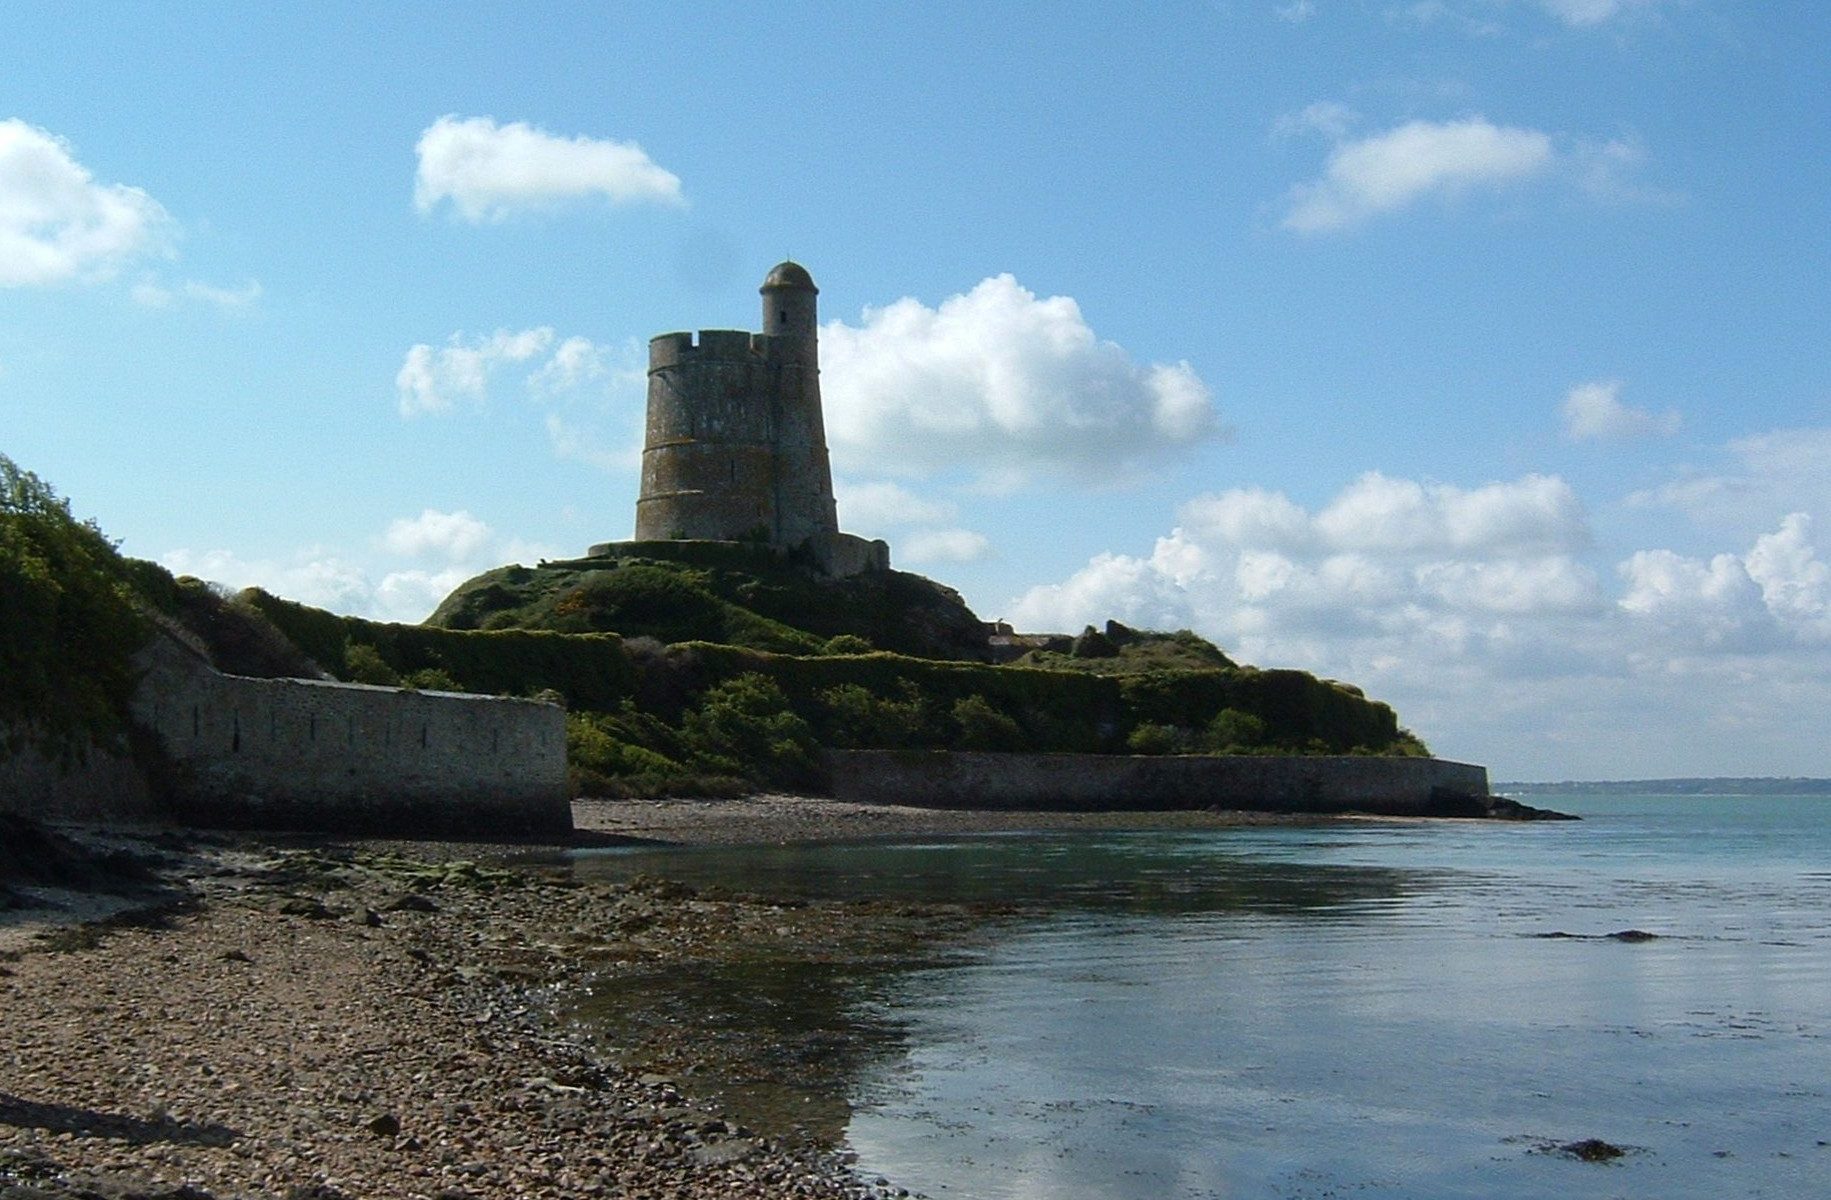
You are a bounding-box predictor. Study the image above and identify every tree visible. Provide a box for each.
[0,455,149,764]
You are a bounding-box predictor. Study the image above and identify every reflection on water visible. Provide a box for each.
[574,831,1432,917]
[571,797,1831,1199]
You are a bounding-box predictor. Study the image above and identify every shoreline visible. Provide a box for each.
[1,811,923,1200]
[0,797,1429,1200]
[569,792,1350,846]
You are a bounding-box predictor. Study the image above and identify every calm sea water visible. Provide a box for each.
[575,794,1831,1199]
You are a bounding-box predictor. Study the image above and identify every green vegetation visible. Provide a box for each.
[240,588,638,710]
[0,453,1431,798]
[0,455,150,763]
[1015,622,1238,674]
[427,552,990,660]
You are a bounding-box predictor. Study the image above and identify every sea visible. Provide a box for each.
[573,792,1831,1199]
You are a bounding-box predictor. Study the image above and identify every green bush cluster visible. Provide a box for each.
[241,589,637,709]
[0,455,150,763]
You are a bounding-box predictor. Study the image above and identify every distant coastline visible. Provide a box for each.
[1500,777,1831,796]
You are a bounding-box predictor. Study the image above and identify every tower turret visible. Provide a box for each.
[758,262,835,548]
[760,259,819,349]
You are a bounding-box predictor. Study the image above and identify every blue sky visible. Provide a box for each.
[3,1,1828,779]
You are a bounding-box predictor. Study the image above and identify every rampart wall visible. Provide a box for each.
[131,635,571,834]
[0,735,157,823]
[826,750,1490,815]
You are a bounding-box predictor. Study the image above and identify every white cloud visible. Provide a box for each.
[834,480,957,530]
[162,514,563,627]
[1628,426,1831,533]
[380,509,492,561]
[396,327,555,416]
[370,566,479,624]
[1273,101,1360,142]
[1560,379,1679,441]
[530,335,609,395]
[545,412,639,472]
[413,115,683,222]
[1744,513,1831,640]
[1283,117,1554,232]
[1397,1,1669,30]
[1538,0,1659,26]
[163,546,378,620]
[1313,471,1589,555]
[1010,470,1831,775]
[0,118,171,286]
[1015,471,1595,636]
[821,274,1222,485]
[1275,1,1317,22]
[900,528,993,565]
[132,277,262,310]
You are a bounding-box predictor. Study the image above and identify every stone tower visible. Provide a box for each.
[625,262,885,576]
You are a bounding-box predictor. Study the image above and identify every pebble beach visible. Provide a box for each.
[0,798,1312,1200]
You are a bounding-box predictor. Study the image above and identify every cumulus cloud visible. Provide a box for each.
[1014,471,1597,636]
[1560,379,1678,441]
[1282,117,1554,232]
[396,327,555,416]
[414,115,683,222]
[0,118,171,286]
[1010,469,1831,774]
[820,274,1222,485]
[380,509,492,561]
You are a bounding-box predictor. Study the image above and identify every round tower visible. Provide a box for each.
[760,262,838,549]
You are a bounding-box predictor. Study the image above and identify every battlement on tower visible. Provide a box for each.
[648,328,786,369]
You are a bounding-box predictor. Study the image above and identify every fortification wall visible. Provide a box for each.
[133,636,570,835]
[826,750,1490,815]
[0,733,158,823]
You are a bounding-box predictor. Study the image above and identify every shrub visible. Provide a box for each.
[1204,707,1267,752]
[951,694,1023,751]
[817,681,930,748]
[0,455,148,763]
[401,667,462,692]
[1125,722,1183,756]
[822,633,874,656]
[342,643,400,686]
[679,673,818,787]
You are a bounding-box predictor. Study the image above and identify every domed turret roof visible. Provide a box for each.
[761,260,817,292]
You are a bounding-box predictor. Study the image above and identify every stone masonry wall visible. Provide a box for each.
[133,635,570,835]
[827,750,1490,816]
[0,734,158,823]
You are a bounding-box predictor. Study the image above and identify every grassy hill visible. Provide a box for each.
[3,453,1429,802]
[428,550,991,661]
